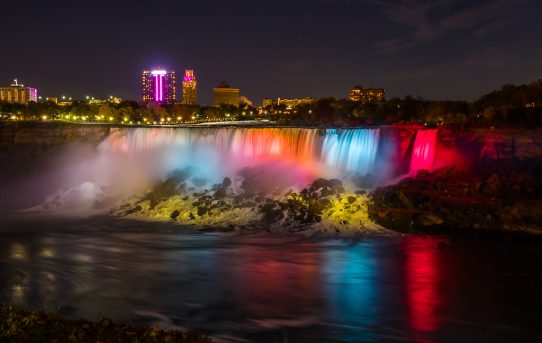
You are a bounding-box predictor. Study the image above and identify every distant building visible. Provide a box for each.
[348,85,385,103]
[182,70,197,105]
[0,79,38,104]
[262,98,273,108]
[262,97,316,109]
[239,96,253,106]
[213,81,240,106]
[142,68,176,103]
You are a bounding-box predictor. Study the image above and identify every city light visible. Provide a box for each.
[150,69,167,75]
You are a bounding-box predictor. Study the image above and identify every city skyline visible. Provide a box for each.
[1,1,541,104]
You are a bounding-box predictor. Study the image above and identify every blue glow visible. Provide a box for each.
[321,129,380,175]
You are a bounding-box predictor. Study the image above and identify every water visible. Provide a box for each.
[1,215,540,342]
[410,129,438,173]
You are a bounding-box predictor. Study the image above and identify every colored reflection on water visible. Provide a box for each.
[0,217,541,342]
[402,236,442,334]
[322,242,378,341]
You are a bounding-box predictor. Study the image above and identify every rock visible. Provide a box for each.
[191,177,208,187]
[214,187,227,198]
[197,206,208,216]
[397,191,414,209]
[188,212,196,220]
[318,198,332,208]
[170,210,180,220]
[416,169,431,179]
[222,177,232,188]
[125,205,142,215]
[418,214,444,226]
[353,174,377,189]
[261,203,284,224]
[328,179,345,193]
[309,178,328,192]
[169,169,192,183]
[347,196,356,204]
[146,178,182,209]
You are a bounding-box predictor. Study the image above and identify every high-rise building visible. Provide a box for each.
[142,68,176,103]
[0,79,38,104]
[213,81,240,106]
[182,70,197,105]
[348,85,385,103]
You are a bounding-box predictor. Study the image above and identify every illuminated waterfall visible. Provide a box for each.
[321,129,380,175]
[30,126,448,213]
[100,127,384,178]
[409,129,438,173]
[97,126,442,187]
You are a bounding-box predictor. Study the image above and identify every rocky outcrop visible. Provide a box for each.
[114,171,389,236]
[369,161,542,235]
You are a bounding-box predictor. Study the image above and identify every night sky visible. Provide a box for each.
[1,0,541,105]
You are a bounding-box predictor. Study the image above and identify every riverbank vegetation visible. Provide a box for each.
[0,304,213,343]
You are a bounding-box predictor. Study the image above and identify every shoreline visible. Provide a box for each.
[0,304,213,343]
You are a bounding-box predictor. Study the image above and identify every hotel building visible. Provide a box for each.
[348,85,385,103]
[213,81,240,106]
[142,68,176,103]
[182,70,197,105]
[0,79,38,104]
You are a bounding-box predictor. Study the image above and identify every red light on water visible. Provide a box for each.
[403,237,441,333]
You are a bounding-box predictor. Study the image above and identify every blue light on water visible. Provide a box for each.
[323,242,379,341]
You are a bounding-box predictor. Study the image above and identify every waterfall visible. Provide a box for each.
[409,129,438,173]
[321,128,380,175]
[26,126,453,213]
[100,127,384,178]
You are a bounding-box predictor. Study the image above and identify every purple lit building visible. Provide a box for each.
[141,68,176,103]
[0,79,38,104]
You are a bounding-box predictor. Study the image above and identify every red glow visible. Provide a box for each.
[232,238,320,318]
[410,129,437,173]
[403,237,441,333]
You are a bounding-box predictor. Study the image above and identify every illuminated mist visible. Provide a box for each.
[17,127,441,214]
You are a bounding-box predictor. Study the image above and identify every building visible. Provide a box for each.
[213,81,240,106]
[142,68,176,103]
[262,98,274,108]
[262,97,315,109]
[182,70,197,105]
[0,79,38,104]
[348,85,385,103]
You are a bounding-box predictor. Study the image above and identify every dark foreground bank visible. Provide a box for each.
[0,304,213,342]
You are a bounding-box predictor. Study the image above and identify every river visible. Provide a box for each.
[0,215,540,342]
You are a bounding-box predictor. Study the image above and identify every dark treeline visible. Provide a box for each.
[1,80,541,127]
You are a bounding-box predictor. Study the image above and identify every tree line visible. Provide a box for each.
[1,79,541,128]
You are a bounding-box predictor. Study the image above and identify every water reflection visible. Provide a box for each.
[403,236,441,333]
[323,242,378,341]
[0,218,541,342]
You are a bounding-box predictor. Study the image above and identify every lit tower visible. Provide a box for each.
[182,70,197,105]
[141,68,176,103]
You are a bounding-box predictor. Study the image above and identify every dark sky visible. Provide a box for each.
[1,0,541,105]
